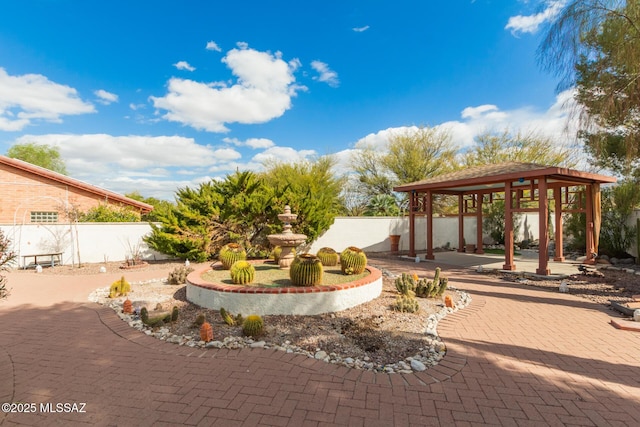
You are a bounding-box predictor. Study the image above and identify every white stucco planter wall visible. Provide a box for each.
[186,265,383,316]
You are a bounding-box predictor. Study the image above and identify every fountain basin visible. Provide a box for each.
[186,263,383,316]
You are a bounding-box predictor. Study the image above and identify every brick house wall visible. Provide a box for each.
[0,156,152,224]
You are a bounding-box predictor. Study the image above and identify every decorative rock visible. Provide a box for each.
[250,341,266,348]
[411,359,427,371]
[634,309,640,322]
[559,281,569,293]
[314,350,328,360]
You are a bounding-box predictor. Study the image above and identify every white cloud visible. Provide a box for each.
[506,1,565,35]
[223,137,275,149]
[173,61,196,72]
[0,68,95,131]
[150,45,305,132]
[94,89,119,105]
[311,60,339,87]
[251,146,316,164]
[461,104,499,119]
[348,89,578,154]
[129,103,145,111]
[12,134,236,171]
[353,25,370,32]
[206,40,222,52]
[8,133,248,199]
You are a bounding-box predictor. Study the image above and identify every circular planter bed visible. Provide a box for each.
[186,261,383,315]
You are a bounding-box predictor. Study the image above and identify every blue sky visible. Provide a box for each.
[0,0,573,200]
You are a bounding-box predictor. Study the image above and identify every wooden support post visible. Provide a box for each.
[554,187,565,262]
[503,181,516,270]
[426,190,434,260]
[458,194,465,252]
[409,192,416,257]
[585,185,595,264]
[476,193,484,254]
[537,178,550,275]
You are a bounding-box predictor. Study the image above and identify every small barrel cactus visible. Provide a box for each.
[219,243,247,270]
[242,314,264,337]
[200,321,214,342]
[340,246,367,275]
[290,254,323,286]
[230,260,255,285]
[194,313,206,327]
[171,306,179,322]
[271,246,282,263]
[316,247,339,266]
[219,307,236,326]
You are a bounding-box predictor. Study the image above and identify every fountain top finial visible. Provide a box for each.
[278,204,297,227]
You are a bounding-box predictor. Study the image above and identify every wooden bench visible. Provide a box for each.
[22,252,63,269]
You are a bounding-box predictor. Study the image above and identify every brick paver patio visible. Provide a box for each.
[1,257,639,426]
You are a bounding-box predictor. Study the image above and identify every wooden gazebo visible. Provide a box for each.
[393,162,617,275]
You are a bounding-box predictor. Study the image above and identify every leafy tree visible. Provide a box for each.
[215,170,280,256]
[383,126,459,185]
[77,204,141,222]
[146,171,276,262]
[125,192,175,222]
[538,0,640,175]
[7,142,68,175]
[351,147,395,198]
[261,156,345,242]
[350,126,459,214]
[146,160,343,262]
[1,230,17,300]
[145,180,226,262]
[463,129,580,168]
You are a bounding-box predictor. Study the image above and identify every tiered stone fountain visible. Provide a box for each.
[267,205,307,268]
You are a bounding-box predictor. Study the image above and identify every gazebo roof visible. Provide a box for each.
[393,162,617,194]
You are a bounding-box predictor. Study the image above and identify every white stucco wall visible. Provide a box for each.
[186,276,383,316]
[1,222,168,267]
[308,214,542,254]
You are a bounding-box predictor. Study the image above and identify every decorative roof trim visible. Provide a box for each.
[393,162,617,193]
